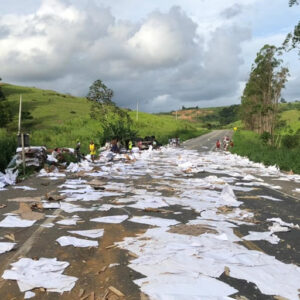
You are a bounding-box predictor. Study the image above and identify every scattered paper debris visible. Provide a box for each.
[0,216,36,228]
[90,215,128,224]
[243,231,280,244]
[129,216,179,227]
[68,229,104,239]
[2,257,77,293]
[12,186,37,191]
[24,291,36,299]
[0,242,16,254]
[56,236,98,248]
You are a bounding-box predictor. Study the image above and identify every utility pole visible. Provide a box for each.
[136,100,139,122]
[176,110,178,120]
[18,95,26,175]
[18,94,22,134]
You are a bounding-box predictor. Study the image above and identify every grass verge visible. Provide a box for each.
[230,130,300,174]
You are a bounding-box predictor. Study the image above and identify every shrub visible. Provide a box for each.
[282,134,299,149]
[260,131,272,145]
[0,129,17,172]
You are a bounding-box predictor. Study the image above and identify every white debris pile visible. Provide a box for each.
[16,146,47,168]
[2,258,77,293]
[0,169,18,188]
[117,225,300,300]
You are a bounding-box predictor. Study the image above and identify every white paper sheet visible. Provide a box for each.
[129,216,179,227]
[243,231,280,244]
[0,242,16,254]
[90,215,128,224]
[56,236,98,247]
[24,291,35,299]
[2,257,77,293]
[0,216,36,228]
[68,229,104,239]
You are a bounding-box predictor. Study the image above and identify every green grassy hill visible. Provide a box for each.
[1,83,207,150]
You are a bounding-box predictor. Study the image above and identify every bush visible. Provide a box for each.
[231,130,300,174]
[260,131,272,145]
[282,134,299,149]
[0,129,17,172]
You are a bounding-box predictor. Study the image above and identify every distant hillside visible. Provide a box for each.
[1,83,207,148]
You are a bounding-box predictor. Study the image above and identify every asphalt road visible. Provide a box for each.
[0,130,299,300]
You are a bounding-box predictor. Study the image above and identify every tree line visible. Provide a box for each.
[240,0,299,139]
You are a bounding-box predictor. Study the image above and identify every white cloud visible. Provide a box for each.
[0,0,298,112]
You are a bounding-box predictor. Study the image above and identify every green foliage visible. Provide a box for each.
[218,105,239,126]
[281,134,299,148]
[129,111,208,144]
[60,152,78,165]
[1,82,208,151]
[283,0,300,55]
[0,129,17,172]
[240,44,289,134]
[289,0,299,6]
[87,80,114,106]
[0,80,12,127]
[87,79,136,143]
[260,131,272,145]
[231,130,300,173]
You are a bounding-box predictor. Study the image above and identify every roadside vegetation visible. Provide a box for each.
[231,130,300,173]
[232,0,300,174]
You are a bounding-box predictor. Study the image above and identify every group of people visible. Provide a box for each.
[74,139,136,162]
[74,140,96,162]
[215,136,234,151]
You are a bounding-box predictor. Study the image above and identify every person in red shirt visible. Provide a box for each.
[216,139,221,150]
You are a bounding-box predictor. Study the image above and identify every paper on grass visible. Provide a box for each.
[90,215,128,224]
[56,236,98,247]
[68,229,104,239]
[2,257,77,293]
[0,216,36,228]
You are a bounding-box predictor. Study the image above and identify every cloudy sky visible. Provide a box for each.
[1,0,299,112]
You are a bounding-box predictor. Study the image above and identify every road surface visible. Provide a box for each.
[0,129,299,300]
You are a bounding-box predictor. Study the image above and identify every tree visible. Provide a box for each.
[87,80,136,143]
[282,0,300,55]
[289,0,298,6]
[218,105,239,126]
[0,78,12,128]
[87,80,114,105]
[240,45,289,136]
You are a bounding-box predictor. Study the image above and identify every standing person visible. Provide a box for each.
[89,140,96,162]
[128,140,133,152]
[216,140,221,150]
[75,141,81,162]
